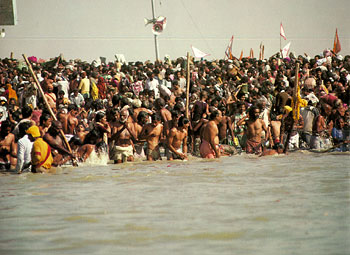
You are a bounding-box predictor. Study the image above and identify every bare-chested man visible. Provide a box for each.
[69,136,95,162]
[110,108,136,163]
[0,120,17,170]
[39,113,52,137]
[43,121,75,166]
[58,104,79,134]
[133,111,149,158]
[218,106,234,144]
[45,83,57,113]
[245,106,269,154]
[167,116,189,160]
[139,114,163,161]
[155,98,172,136]
[199,110,222,159]
[75,122,89,143]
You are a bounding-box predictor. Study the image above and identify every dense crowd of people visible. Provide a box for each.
[0,49,349,173]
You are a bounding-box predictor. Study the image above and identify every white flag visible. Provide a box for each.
[225,35,234,59]
[280,23,286,40]
[282,42,291,58]
[191,46,210,59]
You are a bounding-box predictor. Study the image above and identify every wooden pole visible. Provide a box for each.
[185,52,191,119]
[262,45,265,60]
[293,63,300,105]
[259,42,262,60]
[22,54,77,166]
[283,62,299,153]
[10,52,14,59]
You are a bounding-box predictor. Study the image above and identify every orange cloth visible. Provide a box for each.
[7,84,18,102]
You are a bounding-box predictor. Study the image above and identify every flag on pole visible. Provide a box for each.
[191,46,210,59]
[282,42,291,58]
[333,28,341,54]
[239,50,243,61]
[225,35,234,59]
[249,48,254,59]
[280,23,286,40]
[259,42,263,60]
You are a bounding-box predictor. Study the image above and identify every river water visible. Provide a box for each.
[0,152,349,255]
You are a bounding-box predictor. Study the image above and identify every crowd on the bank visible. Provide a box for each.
[0,49,349,173]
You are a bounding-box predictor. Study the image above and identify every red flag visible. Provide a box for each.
[225,35,234,59]
[333,29,341,54]
[280,23,286,40]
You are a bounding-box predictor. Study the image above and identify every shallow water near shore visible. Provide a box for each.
[0,152,349,255]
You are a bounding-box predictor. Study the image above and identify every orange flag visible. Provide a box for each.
[333,28,341,54]
[239,50,243,60]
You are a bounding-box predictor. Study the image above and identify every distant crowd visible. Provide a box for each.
[0,49,349,173]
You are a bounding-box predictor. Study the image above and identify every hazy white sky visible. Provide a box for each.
[1,0,349,62]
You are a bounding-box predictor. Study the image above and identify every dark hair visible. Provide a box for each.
[68,104,78,112]
[22,105,33,118]
[171,110,180,119]
[249,105,259,118]
[137,111,148,123]
[209,110,220,120]
[152,113,161,122]
[69,136,83,146]
[155,98,165,108]
[40,113,52,126]
[18,121,33,139]
[11,110,21,122]
[95,112,105,123]
[178,116,189,127]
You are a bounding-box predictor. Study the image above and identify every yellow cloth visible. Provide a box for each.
[90,80,99,101]
[26,125,41,138]
[31,138,53,169]
[78,78,90,95]
[284,105,292,113]
[291,85,308,121]
[320,84,329,94]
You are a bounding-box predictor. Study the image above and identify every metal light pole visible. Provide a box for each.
[151,0,159,61]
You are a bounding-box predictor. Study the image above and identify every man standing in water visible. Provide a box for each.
[200,110,222,159]
[110,108,136,163]
[139,114,163,161]
[167,116,189,160]
[0,120,17,170]
[245,106,269,154]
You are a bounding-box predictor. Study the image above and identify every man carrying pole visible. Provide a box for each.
[22,54,78,167]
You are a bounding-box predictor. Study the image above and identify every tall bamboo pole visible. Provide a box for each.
[185,52,191,119]
[283,62,299,153]
[23,54,77,166]
[262,45,265,60]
